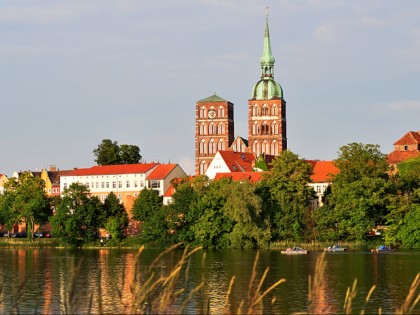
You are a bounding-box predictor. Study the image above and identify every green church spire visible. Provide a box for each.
[251,12,283,100]
[260,13,275,69]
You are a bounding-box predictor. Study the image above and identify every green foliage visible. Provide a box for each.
[93,139,142,165]
[0,173,52,239]
[102,192,128,240]
[264,151,315,241]
[49,183,102,245]
[131,188,169,245]
[325,143,391,241]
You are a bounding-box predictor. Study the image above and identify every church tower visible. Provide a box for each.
[248,14,287,157]
[195,94,234,175]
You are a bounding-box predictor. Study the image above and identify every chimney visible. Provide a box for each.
[49,165,57,172]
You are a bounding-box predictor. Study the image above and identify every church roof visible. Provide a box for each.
[393,131,420,145]
[198,94,228,103]
[218,151,256,172]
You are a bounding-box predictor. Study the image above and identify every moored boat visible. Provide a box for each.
[371,245,392,253]
[324,244,347,252]
[281,246,308,255]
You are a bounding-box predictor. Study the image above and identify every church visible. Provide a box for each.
[195,15,287,175]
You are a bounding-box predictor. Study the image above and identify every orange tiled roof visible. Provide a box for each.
[309,160,339,183]
[387,150,420,164]
[67,163,159,176]
[218,151,256,172]
[147,164,177,180]
[394,131,420,145]
[214,172,263,183]
[164,183,176,197]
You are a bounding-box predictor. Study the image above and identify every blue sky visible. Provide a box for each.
[1,0,419,176]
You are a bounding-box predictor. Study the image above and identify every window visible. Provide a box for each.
[140,181,144,188]
[134,180,138,188]
[200,161,207,175]
[101,182,105,189]
[126,181,130,188]
[118,194,123,201]
[63,183,67,190]
[200,107,207,118]
[149,180,160,189]
[218,107,224,117]
[218,123,225,134]
[218,140,225,151]
[200,140,207,154]
[96,182,99,189]
[208,123,216,135]
[106,182,109,188]
[112,181,116,188]
[209,140,216,154]
[118,181,122,188]
[404,145,408,151]
[200,123,206,135]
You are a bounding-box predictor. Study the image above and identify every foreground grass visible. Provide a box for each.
[2,243,419,314]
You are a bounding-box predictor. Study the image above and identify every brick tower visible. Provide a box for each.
[195,94,234,175]
[248,14,287,157]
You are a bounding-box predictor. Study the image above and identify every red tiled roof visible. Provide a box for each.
[164,183,176,197]
[147,164,177,180]
[214,172,263,183]
[394,131,420,145]
[309,161,339,183]
[218,151,256,172]
[387,150,420,164]
[67,163,159,176]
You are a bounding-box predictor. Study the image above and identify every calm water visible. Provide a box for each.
[0,248,419,314]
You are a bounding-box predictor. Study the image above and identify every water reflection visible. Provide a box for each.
[0,249,418,314]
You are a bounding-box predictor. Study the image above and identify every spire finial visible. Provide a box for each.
[266,5,269,17]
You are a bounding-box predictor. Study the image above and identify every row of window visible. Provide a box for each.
[199,122,225,135]
[251,122,280,136]
[63,180,149,190]
[199,107,225,118]
[199,139,226,154]
[252,140,280,156]
[251,104,280,117]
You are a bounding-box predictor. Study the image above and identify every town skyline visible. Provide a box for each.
[1,1,419,177]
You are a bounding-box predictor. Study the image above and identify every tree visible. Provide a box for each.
[264,151,315,241]
[102,192,128,240]
[0,173,52,240]
[325,143,391,240]
[93,139,142,165]
[50,183,102,245]
[131,188,167,244]
[385,157,420,247]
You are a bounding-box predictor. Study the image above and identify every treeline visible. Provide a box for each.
[0,142,419,248]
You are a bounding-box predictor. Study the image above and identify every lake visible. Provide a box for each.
[0,247,419,314]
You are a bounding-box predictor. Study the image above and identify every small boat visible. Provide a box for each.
[281,246,308,255]
[324,244,347,252]
[371,245,392,253]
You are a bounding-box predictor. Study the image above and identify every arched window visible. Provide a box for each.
[208,140,216,154]
[271,104,277,116]
[262,105,269,116]
[218,139,225,151]
[200,161,207,175]
[262,141,269,154]
[253,105,259,116]
[261,122,269,135]
[271,141,278,155]
[200,107,207,118]
[218,123,225,134]
[200,140,207,154]
[218,106,224,117]
[271,122,277,135]
[208,123,217,135]
[253,141,260,156]
[200,123,206,135]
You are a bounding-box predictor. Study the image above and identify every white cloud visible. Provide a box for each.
[385,100,420,111]
[313,24,338,42]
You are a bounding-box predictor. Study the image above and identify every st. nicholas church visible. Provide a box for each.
[195,14,287,175]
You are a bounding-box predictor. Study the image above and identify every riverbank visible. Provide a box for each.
[0,237,391,251]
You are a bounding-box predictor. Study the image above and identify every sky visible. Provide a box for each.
[1,0,419,177]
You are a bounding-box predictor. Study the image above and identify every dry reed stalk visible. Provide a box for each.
[343,278,358,314]
[396,272,420,314]
[360,284,376,315]
[308,251,327,314]
[223,275,236,314]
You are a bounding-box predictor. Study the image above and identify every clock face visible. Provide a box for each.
[208,110,216,119]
